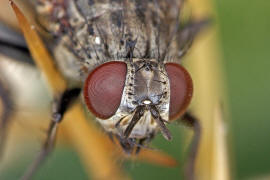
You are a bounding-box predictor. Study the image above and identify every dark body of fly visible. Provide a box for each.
[36,0,189,81]
[0,0,206,179]
[31,0,203,151]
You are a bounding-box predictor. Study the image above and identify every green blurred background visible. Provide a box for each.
[216,0,270,179]
[1,0,270,179]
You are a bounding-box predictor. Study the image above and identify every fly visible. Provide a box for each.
[0,0,209,179]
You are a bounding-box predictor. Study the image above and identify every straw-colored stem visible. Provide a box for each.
[185,0,230,179]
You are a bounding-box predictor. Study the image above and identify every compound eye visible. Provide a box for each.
[165,63,193,120]
[83,61,127,119]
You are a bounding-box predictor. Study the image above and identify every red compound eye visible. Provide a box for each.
[165,63,193,120]
[83,61,127,119]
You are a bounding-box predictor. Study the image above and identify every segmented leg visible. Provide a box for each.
[176,19,210,59]
[150,105,172,141]
[181,112,201,180]
[135,132,155,154]
[0,78,13,160]
[21,88,81,180]
[116,135,153,155]
[8,2,81,179]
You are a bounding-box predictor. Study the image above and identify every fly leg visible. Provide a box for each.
[135,132,155,154]
[21,88,81,180]
[176,19,210,59]
[181,112,201,180]
[7,2,79,179]
[0,78,13,160]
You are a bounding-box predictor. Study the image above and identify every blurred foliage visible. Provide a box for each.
[215,0,270,179]
[127,2,270,178]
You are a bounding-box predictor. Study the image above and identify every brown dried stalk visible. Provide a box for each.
[185,0,231,179]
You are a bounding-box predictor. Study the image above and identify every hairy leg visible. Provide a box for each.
[181,112,201,180]
[21,88,81,180]
[6,2,82,179]
[176,19,210,60]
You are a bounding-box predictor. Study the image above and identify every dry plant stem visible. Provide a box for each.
[133,149,178,167]
[186,0,230,180]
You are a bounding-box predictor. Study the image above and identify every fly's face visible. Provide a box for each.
[33,0,198,150]
[0,0,208,178]
[83,58,193,147]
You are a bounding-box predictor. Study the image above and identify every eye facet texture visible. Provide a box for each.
[165,63,193,120]
[83,61,127,119]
